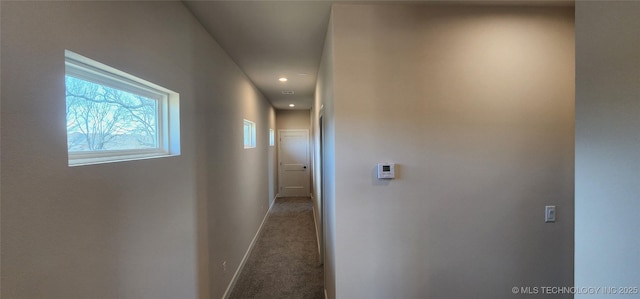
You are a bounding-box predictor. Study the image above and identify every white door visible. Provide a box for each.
[278,129,310,197]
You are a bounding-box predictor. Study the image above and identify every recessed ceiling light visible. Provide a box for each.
[289,104,295,107]
[279,77,288,82]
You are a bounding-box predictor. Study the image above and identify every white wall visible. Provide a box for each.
[329,4,574,298]
[312,12,336,299]
[0,2,275,299]
[575,2,640,298]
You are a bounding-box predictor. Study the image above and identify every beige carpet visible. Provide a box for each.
[229,197,324,299]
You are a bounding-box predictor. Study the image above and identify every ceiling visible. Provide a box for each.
[183,1,332,110]
[183,0,573,110]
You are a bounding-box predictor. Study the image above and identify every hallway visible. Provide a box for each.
[229,197,324,299]
[4,2,640,299]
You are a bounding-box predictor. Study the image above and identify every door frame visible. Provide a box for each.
[318,115,325,265]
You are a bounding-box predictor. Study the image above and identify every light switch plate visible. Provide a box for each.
[545,206,556,223]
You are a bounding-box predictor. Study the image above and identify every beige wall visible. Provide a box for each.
[0,2,275,299]
[575,2,640,297]
[276,109,311,130]
[267,108,277,206]
[328,4,574,298]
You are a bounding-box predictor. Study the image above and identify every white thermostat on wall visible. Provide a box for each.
[377,163,395,179]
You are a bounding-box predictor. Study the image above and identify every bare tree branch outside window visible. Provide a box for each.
[65,76,158,151]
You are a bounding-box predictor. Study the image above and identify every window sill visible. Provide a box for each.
[69,152,179,167]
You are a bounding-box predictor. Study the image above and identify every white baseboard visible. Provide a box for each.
[222,197,277,299]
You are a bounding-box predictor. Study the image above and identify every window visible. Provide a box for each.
[65,50,180,166]
[269,129,275,146]
[244,119,256,149]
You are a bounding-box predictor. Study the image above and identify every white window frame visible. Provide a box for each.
[65,50,180,166]
[269,129,275,147]
[244,119,256,149]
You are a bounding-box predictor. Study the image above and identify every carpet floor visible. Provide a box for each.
[229,197,324,299]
